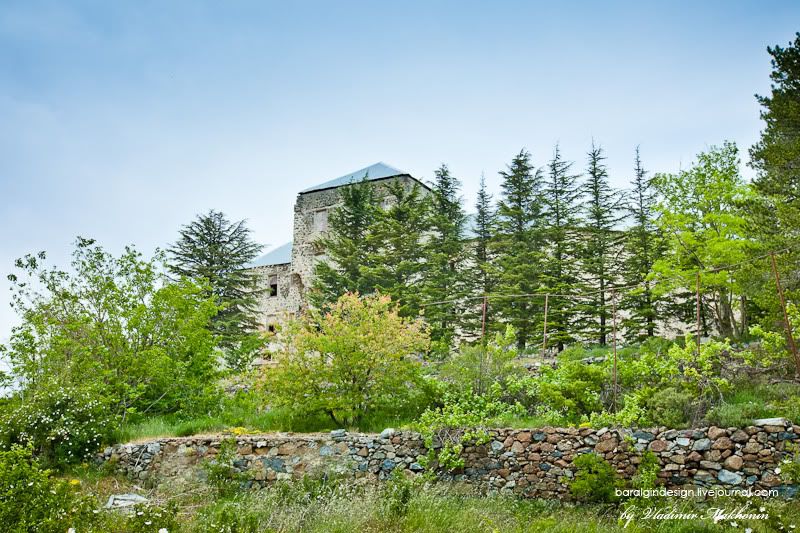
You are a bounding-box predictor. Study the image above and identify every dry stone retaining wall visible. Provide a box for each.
[99,420,799,500]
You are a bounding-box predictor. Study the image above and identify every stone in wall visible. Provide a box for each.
[98,420,799,500]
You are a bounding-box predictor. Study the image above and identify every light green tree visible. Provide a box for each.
[651,142,755,339]
[265,293,430,426]
[3,239,221,417]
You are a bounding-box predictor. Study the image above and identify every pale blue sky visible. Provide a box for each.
[1,1,798,338]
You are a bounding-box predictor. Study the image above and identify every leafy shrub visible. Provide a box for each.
[631,450,661,491]
[535,360,606,422]
[0,384,116,466]
[383,468,421,517]
[569,453,621,503]
[780,442,800,485]
[202,437,247,497]
[0,445,100,532]
[265,293,430,427]
[645,387,694,428]
[415,385,524,471]
[440,326,521,395]
[1,240,222,444]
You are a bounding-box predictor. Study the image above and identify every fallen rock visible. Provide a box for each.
[105,494,149,509]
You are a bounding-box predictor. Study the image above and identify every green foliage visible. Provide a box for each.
[705,381,800,427]
[750,33,800,243]
[202,437,247,497]
[265,293,430,427]
[167,209,265,368]
[462,176,499,335]
[0,445,100,533]
[651,142,754,340]
[490,149,546,348]
[415,386,524,471]
[578,143,624,345]
[748,302,800,371]
[622,147,665,341]
[421,164,468,353]
[644,387,694,428]
[780,442,800,485]
[540,145,583,350]
[569,452,621,503]
[361,181,431,319]
[1,239,221,465]
[632,450,661,492]
[311,177,380,307]
[1,384,115,465]
[313,179,432,324]
[382,468,423,518]
[535,360,606,423]
[440,325,521,395]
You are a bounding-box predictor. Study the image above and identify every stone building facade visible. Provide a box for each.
[250,162,429,334]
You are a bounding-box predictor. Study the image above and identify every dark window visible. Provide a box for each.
[269,275,278,297]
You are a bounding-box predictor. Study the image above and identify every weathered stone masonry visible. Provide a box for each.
[99,421,799,500]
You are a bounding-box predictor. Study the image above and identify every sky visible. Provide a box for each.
[0,0,799,340]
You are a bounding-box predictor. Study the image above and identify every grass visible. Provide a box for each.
[706,381,800,427]
[63,466,800,533]
[112,395,422,443]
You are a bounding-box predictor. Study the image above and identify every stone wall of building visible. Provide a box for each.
[253,263,301,332]
[290,175,429,303]
[99,420,798,499]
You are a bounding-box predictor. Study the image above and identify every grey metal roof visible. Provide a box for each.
[249,241,292,267]
[300,162,409,194]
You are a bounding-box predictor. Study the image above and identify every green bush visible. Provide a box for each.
[383,468,421,518]
[1,384,116,466]
[645,387,694,428]
[440,326,521,395]
[415,385,525,471]
[535,361,606,422]
[569,453,621,503]
[631,450,661,491]
[265,293,430,427]
[202,437,247,497]
[0,445,100,532]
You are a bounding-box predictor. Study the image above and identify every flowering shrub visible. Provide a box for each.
[0,445,100,532]
[124,502,180,532]
[0,384,116,466]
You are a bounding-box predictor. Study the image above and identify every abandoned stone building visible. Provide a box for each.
[249,162,430,334]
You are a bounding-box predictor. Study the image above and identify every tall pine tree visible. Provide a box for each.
[541,145,583,351]
[621,147,664,340]
[461,174,498,339]
[422,164,467,353]
[750,32,800,242]
[167,210,264,367]
[310,178,379,307]
[361,180,431,319]
[578,143,624,345]
[491,150,546,348]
